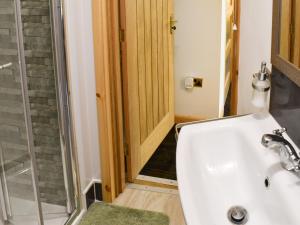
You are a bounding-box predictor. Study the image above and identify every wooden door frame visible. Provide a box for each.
[92,0,125,202]
[271,0,300,86]
[230,0,240,115]
[92,0,241,202]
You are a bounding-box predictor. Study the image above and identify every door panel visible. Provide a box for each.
[144,0,154,134]
[122,0,174,181]
[292,0,300,66]
[279,0,300,67]
[157,0,164,121]
[163,0,170,115]
[279,0,292,61]
[151,0,159,127]
[137,0,147,143]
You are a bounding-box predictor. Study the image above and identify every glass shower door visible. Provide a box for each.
[1,0,79,224]
[0,0,42,224]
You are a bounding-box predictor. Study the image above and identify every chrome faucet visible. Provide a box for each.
[261,128,300,172]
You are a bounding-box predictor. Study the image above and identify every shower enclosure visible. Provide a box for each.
[0,0,79,224]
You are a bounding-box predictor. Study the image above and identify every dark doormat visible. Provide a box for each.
[79,202,170,225]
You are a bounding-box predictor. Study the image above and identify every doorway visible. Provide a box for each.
[120,0,240,183]
[92,0,240,201]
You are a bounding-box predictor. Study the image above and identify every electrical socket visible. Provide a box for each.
[193,78,203,87]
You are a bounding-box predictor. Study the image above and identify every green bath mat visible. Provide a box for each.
[79,202,170,225]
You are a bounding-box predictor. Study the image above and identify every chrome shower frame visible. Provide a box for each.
[49,0,76,214]
[49,0,82,222]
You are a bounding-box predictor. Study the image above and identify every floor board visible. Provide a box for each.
[113,185,186,225]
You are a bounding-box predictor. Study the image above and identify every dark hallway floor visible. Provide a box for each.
[140,126,177,180]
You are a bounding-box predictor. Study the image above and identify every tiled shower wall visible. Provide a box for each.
[270,67,300,148]
[0,0,66,205]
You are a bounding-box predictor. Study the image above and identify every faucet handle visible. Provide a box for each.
[273,128,287,136]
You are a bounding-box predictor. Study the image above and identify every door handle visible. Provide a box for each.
[0,62,12,70]
[170,16,177,34]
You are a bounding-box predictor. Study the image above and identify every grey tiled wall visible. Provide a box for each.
[270,67,300,148]
[0,0,66,206]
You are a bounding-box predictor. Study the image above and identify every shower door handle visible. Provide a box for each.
[0,62,12,70]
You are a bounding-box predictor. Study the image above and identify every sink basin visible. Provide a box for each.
[176,114,300,225]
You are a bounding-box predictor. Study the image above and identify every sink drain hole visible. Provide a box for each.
[264,177,270,188]
[227,206,248,224]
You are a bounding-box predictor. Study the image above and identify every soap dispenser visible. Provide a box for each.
[251,62,271,109]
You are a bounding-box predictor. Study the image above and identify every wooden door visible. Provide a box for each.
[120,0,174,181]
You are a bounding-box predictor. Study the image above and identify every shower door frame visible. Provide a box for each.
[4,0,46,224]
[48,0,82,222]
[49,0,77,215]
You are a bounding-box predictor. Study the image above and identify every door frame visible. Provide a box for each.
[92,0,241,202]
[230,0,241,115]
[92,0,126,202]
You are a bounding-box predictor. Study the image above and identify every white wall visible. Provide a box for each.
[63,0,101,202]
[174,0,273,118]
[174,0,224,119]
[238,0,273,115]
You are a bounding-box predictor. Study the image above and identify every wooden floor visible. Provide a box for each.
[113,184,186,225]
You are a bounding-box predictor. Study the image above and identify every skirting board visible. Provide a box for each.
[84,179,103,209]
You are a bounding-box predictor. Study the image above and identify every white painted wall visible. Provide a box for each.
[174,0,226,118]
[238,0,273,115]
[174,0,225,119]
[174,0,273,118]
[63,0,101,205]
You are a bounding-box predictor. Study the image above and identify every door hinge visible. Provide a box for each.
[120,29,125,42]
[170,15,177,34]
[124,143,129,157]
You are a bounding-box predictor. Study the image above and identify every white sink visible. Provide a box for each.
[176,114,300,225]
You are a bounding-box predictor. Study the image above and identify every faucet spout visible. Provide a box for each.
[261,129,300,172]
[262,134,300,161]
